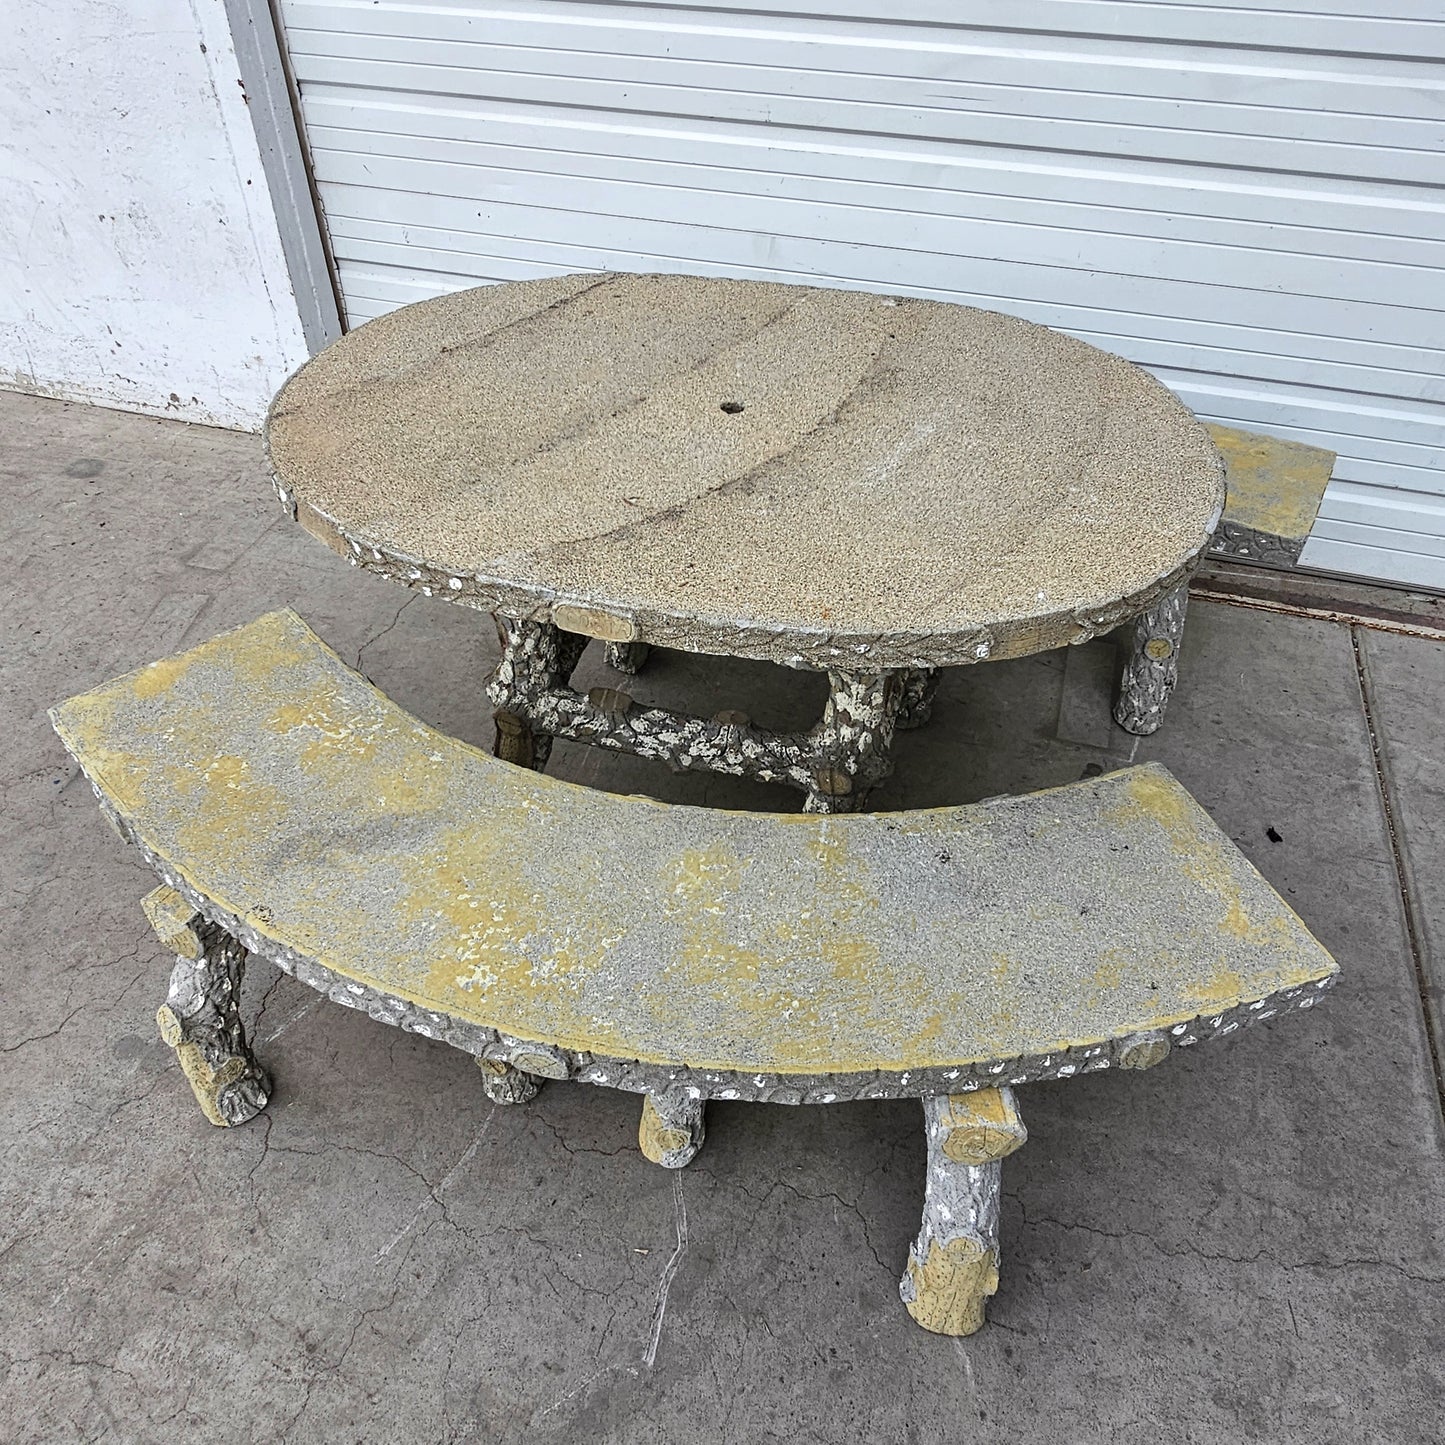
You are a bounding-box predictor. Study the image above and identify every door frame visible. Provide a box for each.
[223,0,345,350]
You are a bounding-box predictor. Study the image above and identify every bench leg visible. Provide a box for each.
[901,1089,1025,1336]
[144,886,270,1128]
[638,1090,706,1168]
[476,1057,543,1105]
[896,667,940,731]
[489,619,590,770]
[604,640,651,675]
[1114,581,1189,736]
[805,670,906,813]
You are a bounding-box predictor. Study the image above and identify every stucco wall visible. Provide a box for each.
[0,1,310,430]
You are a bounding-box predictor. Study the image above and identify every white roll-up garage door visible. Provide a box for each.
[273,0,1445,589]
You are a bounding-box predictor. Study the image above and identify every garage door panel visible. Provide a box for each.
[288,3,1444,78]
[333,262,480,306]
[315,172,1445,360]
[306,135,1443,311]
[1318,481,1445,537]
[280,12,1445,130]
[304,113,1445,273]
[289,50,1445,187]
[1319,454,1445,497]
[478,0,1445,55]
[305,94,1445,253]
[325,215,1445,390]
[1301,537,1445,589]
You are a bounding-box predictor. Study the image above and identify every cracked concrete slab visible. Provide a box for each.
[1,390,1442,1444]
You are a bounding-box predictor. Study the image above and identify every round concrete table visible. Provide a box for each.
[266,273,1224,810]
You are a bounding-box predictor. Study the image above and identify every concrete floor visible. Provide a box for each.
[2,388,1442,1444]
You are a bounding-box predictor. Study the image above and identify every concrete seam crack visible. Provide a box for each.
[1351,624,1445,1123]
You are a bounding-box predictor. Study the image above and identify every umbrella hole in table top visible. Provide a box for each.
[53,273,1340,1336]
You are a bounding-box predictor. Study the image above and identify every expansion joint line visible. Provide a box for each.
[1351,626,1445,1123]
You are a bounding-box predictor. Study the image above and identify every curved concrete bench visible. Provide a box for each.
[52,610,1338,1335]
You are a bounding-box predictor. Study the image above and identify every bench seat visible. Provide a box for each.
[53,609,1333,1094]
[51,609,1338,1335]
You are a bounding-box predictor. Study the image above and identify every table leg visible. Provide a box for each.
[896,667,941,730]
[476,1057,543,1105]
[145,886,271,1128]
[900,1089,1022,1336]
[604,640,651,675]
[638,1089,707,1168]
[805,670,906,813]
[1114,581,1189,736]
[488,619,590,770]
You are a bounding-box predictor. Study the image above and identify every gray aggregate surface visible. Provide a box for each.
[2,390,1441,1443]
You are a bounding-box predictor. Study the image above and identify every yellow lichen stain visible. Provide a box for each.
[1222,897,1251,938]
[132,651,198,701]
[944,1087,1014,1132]
[171,773,289,871]
[647,838,894,1068]
[133,609,312,701]
[1216,897,1297,952]
[1109,766,1195,839]
[389,816,638,1059]
[805,824,852,880]
[85,740,155,814]
[269,686,468,816]
[143,884,203,959]
[1089,947,1129,993]
[827,938,875,981]
[269,694,376,767]
[89,738,293,872]
[1178,963,1248,1015]
[940,1087,1026,1165]
[672,844,747,904]
[661,843,766,992]
[904,1238,998,1337]
[913,1012,945,1050]
[1104,768,1321,969]
[149,749,294,867]
[802,825,882,984]
[638,1095,692,1164]
[167,754,250,796]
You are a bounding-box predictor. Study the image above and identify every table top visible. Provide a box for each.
[267,273,1225,670]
